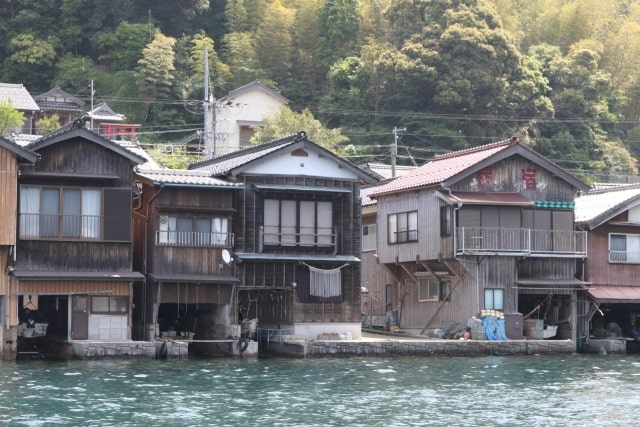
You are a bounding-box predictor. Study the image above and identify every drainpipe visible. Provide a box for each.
[133,183,165,340]
[440,185,463,254]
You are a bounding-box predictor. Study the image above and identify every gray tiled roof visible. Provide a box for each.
[136,168,242,188]
[574,184,640,227]
[0,83,39,111]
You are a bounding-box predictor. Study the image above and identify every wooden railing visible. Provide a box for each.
[456,227,587,257]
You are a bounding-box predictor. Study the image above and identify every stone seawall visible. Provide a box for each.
[307,339,575,357]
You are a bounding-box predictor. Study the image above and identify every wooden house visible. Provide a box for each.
[189,131,377,341]
[11,123,145,350]
[0,137,38,360]
[0,83,39,135]
[575,184,640,348]
[131,168,243,353]
[34,87,84,129]
[369,137,590,344]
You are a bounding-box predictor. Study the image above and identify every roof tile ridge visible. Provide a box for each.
[432,137,517,161]
[189,132,302,169]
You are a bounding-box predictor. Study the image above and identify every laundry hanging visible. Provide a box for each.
[304,263,347,298]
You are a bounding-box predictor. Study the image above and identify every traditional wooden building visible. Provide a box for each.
[131,168,243,354]
[575,184,640,348]
[0,83,39,135]
[11,123,145,353]
[33,87,84,129]
[0,137,38,360]
[189,131,377,341]
[369,138,590,345]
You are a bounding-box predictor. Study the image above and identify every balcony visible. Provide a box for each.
[156,230,234,247]
[456,227,587,257]
[259,226,337,254]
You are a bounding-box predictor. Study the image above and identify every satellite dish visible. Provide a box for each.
[221,249,233,264]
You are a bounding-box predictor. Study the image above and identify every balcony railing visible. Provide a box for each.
[259,226,337,254]
[609,251,640,264]
[456,227,587,257]
[19,213,102,240]
[156,230,234,247]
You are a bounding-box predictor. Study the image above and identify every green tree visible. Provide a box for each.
[137,33,176,120]
[4,33,57,92]
[53,54,98,94]
[252,104,348,153]
[0,101,25,136]
[190,33,231,97]
[254,0,294,81]
[317,0,362,72]
[97,21,158,71]
[35,114,61,135]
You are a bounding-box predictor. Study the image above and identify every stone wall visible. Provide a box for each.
[71,341,160,359]
[307,339,575,357]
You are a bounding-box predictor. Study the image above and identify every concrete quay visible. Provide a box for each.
[307,337,575,357]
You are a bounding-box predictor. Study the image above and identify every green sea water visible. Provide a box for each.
[0,354,635,426]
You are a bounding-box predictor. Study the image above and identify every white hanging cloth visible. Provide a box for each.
[304,263,347,298]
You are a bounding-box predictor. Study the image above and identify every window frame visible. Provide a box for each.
[609,232,640,263]
[418,277,451,302]
[388,210,418,244]
[362,223,377,251]
[263,198,334,248]
[91,296,128,314]
[440,205,452,236]
[484,288,504,310]
[19,185,103,240]
[157,214,231,247]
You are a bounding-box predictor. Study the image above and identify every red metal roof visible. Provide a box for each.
[588,286,640,302]
[370,138,517,197]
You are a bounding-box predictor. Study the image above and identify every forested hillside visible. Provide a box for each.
[2,0,640,180]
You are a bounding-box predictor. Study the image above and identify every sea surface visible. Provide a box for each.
[0,354,636,427]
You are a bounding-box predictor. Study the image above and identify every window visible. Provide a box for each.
[418,277,451,302]
[440,205,452,236]
[158,215,230,247]
[484,288,504,310]
[20,186,101,239]
[92,296,128,314]
[388,211,418,243]
[362,224,376,251]
[263,199,333,247]
[609,233,640,263]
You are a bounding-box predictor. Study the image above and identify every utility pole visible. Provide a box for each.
[203,46,215,159]
[392,126,406,178]
[90,79,94,131]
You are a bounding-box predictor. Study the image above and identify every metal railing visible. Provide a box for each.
[19,213,101,239]
[259,226,337,253]
[456,227,587,257]
[156,230,234,247]
[609,251,640,263]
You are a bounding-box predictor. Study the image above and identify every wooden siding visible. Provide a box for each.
[0,149,18,245]
[452,155,576,201]
[157,283,232,304]
[16,280,131,295]
[152,246,231,276]
[235,175,358,257]
[0,246,9,295]
[376,190,442,264]
[31,138,135,188]
[17,241,133,271]
[518,257,579,281]
[239,261,361,324]
[584,224,640,286]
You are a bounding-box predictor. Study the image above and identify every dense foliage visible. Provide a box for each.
[2,0,640,180]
